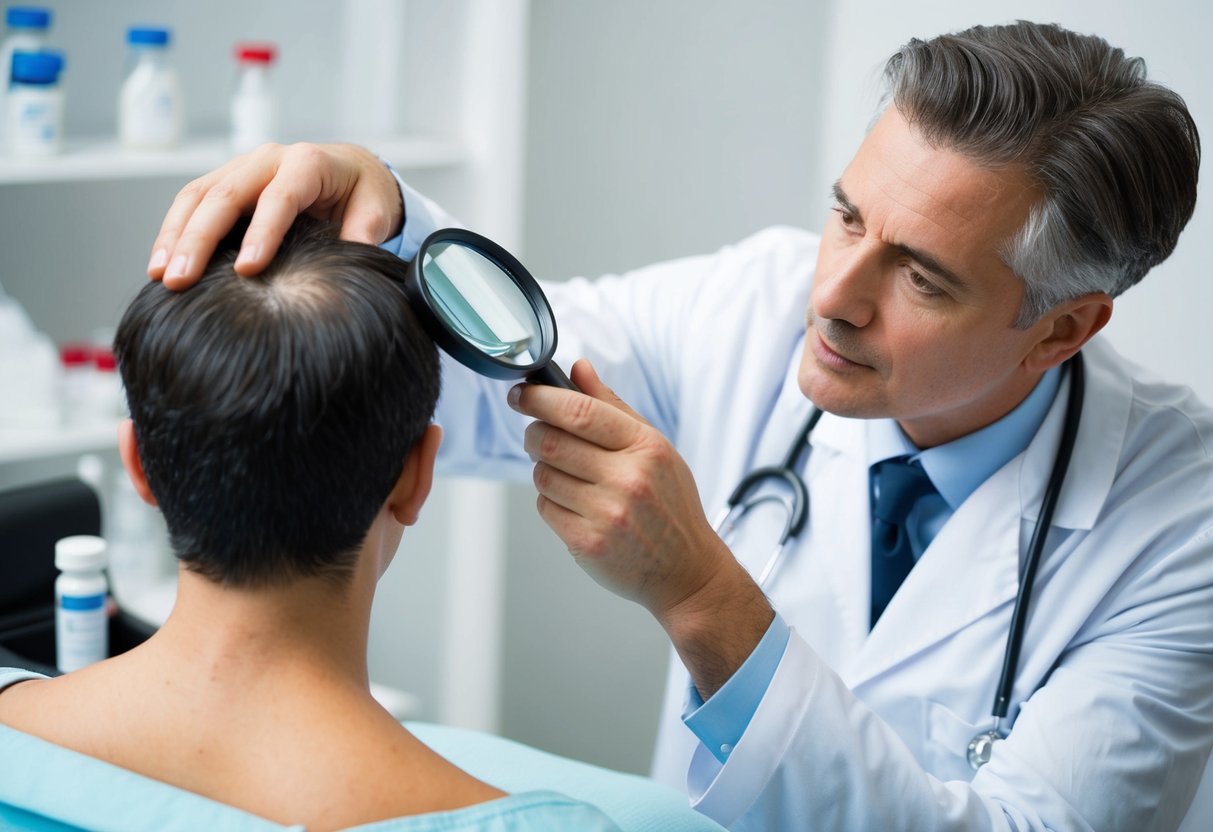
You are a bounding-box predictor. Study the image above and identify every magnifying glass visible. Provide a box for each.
[404,228,577,391]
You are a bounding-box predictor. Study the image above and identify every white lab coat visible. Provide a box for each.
[427,222,1213,831]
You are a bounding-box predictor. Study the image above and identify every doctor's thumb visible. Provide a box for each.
[570,359,648,424]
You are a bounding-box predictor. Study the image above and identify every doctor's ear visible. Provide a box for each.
[117,419,157,507]
[1023,293,1113,373]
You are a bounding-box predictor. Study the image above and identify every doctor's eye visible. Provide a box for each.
[831,206,858,227]
[907,269,944,297]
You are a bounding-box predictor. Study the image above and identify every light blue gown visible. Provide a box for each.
[0,668,723,832]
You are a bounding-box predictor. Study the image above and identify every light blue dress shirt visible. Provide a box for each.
[683,366,1062,763]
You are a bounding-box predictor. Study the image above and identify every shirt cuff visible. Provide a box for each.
[682,613,790,764]
[377,160,443,261]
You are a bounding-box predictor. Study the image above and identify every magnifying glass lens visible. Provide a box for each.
[409,229,577,391]
[421,242,543,366]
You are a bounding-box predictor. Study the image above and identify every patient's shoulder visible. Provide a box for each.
[0,662,509,831]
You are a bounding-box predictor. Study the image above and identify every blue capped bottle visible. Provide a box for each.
[119,26,183,150]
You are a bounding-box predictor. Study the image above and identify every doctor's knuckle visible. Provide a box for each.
[563,395,596,432]
[250,141,285,160]
[603,502,631,531]
[260,181,300,210]
[285,141,326,168]
[175,177,206,203]
[532,462,552,492]
[638,433,673,464]
[538,427,564,458]
[201,179,241,208]
[618,473,654,502]
[578,532,608,558]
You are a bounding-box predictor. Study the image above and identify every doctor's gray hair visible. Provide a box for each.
[880,21,1200,327]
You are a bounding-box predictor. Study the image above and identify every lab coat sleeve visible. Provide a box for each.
[689,524,1213,831]
[404,208,809,481]
[379,165,461,260]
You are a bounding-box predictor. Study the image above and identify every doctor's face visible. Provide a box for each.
[799,107,1053,448]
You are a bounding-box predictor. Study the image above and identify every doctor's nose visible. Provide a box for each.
[811,240,882,329]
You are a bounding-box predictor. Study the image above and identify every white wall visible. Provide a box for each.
[507,0,828,774]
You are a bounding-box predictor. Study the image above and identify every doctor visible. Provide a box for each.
[148,21,1213,832]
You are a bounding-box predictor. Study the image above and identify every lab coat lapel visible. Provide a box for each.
[843,344,1120,686]
[797,413,873,666]
[848,464,1022,686]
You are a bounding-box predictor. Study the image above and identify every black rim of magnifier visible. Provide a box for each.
[404,228,559,382]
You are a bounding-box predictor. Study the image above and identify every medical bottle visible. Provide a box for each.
[0,6,51,149]
[230,42,277,154]
[55,535,110,673]
[118,26,182,150]
[6,50,64,157]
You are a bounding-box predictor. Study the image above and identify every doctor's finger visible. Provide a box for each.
[148,166,226,283]
[569,359,650,425]
[523,421,614,481]
[511,384,643,452]
[157,153,291,289]
[531,461,597,518]
[534,491,610,563]
[338,168,403,246]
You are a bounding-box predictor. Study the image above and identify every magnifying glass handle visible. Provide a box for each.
[526,361,580,392]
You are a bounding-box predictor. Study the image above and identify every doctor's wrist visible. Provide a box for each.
[658,555,774,701]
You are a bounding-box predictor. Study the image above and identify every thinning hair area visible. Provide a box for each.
[114,217,441,589]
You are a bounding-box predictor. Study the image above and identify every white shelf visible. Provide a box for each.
[0,135,465,185]
[0,421,119,465]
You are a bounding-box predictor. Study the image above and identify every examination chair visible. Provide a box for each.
[0,478,154,676]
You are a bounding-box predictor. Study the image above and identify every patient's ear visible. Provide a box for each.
[388,425,443,526]
[117,419,157,506]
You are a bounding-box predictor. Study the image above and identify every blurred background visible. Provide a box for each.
[1,0,1209,775]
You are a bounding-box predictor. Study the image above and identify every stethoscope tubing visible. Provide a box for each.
[991,352,1085,720]
[714,354,1085,767]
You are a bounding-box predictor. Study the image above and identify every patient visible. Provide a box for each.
[0,217,720,831]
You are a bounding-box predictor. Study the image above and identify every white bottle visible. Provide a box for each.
[118,26,182,150]
[0,6,51,150]
[0,282,62,427]
[230,42,277,154]
[55,535,109,673]
[6,49,64,156]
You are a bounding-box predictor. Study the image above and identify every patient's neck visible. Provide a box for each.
[146,540,382,693]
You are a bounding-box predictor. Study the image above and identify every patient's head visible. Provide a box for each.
[113,216,441,589]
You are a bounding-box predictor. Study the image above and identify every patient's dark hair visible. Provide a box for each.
[114,216,440,588]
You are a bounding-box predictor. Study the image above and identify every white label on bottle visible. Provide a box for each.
[7,87,62,156]
[56,593,108,673]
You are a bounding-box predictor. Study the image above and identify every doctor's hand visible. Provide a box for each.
[511,359,775,699]
[147,143,401,290]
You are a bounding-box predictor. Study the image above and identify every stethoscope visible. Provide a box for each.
[712,353,1085,772]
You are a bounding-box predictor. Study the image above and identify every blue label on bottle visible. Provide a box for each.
[60,593,105,611]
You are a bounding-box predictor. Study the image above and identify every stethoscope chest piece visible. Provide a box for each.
[967,728,1002,771]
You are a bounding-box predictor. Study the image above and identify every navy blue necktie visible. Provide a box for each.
[870,457,937,627]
